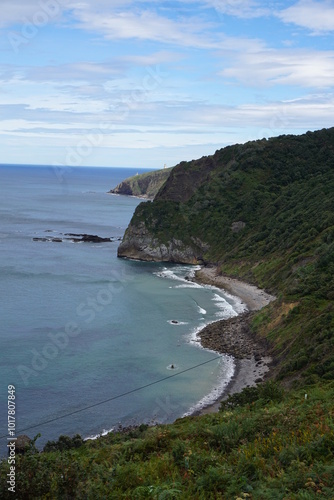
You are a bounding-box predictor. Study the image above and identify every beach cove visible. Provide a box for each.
[192,266,276,415]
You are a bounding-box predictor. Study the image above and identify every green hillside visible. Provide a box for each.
[1,128,334,499]
[2,381,334,499]
[120,127,334,383]
[109,167,173,199]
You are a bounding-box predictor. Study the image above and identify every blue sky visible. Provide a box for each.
[1,0,334,168]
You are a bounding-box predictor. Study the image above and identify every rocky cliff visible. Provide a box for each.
[109,167,173,199]
[117,155,216,262]
[117,219,209,263]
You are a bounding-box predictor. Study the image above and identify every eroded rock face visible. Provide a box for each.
[117,221,206,264]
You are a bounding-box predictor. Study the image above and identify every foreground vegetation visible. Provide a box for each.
[1,128,333,498]
[1,381,334,498]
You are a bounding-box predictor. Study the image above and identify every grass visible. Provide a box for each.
[1,381,333,498]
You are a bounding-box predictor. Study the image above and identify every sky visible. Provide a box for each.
[0,0,334,169]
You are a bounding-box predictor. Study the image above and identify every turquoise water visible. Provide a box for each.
[0,165,245,452]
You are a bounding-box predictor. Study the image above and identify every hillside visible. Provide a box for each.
[1,128,333,499]
[119,129,334,276]
[119,127,334,383]
[109,167,173,199]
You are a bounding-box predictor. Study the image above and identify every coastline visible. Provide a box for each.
[194,266,275,312]
[191,266,276,416]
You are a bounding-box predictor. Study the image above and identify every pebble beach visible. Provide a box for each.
[193,266,276,415]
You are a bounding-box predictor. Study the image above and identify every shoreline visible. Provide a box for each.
[194,266,275,312]
[190,266,276,416]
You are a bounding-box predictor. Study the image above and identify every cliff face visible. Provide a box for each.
[109,167,173,199]
[156,156,216,202]
[118,220,209,264]
[117,155,216,262]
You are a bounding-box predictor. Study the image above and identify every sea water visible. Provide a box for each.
[0,164,245,452]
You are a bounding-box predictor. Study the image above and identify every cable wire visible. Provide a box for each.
[1,355,222,439]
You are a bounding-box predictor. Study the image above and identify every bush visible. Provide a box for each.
[258,380,284,403]
[43,434,84,453]
[219,386,259,411]
[219,381,284,412]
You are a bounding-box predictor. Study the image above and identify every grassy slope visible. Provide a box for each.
[1,128,333,499]
[1,382,333,498]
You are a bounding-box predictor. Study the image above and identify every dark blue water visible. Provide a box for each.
[0,165,245,452]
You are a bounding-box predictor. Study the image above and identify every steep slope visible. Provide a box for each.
[109,167,173,199]
[118,127,334,382]
[118,128,334,290]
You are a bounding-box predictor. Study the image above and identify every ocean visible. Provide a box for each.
[0,164,245,452]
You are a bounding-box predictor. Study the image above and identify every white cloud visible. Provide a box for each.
[219,48,334,88]
[72,8,216,48]
[0,0,69,27]
[277,0,334,33]
[120,51,183,66]
[26,61,124,82]
[1,90,334,167]
[0,0,159,29]
[0,1,267,51]
[184,93,334,136]
[2,88,334,136]
[206,0,270,18]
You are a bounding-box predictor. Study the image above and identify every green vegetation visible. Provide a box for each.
[1,128,333,497]
[131,128,334,382]
[109,167,173,198]
[1,382,334,498]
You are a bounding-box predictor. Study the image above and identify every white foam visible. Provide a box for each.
[212,291,247,318]
[166,364,179,370]
[173,283,203,289]
[183,354,235,416]
[154,266,202,289]
[153,264,247,418]
[188,323,214,348]
[167,320,189,326]
[84,427,114,441]
[212,293,238,319]
[188,265,202,277]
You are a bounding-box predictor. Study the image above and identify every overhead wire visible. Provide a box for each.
[1,355,223,440]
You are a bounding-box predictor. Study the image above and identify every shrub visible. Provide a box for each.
[43,434,84,453]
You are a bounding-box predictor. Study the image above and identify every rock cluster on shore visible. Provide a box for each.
[198,312,269,360]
